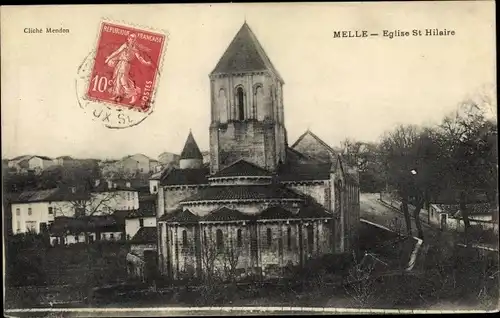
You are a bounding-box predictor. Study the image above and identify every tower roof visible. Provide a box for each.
[210,22,284,82]
[180,131,203,160]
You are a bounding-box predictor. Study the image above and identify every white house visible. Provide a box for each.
[11,184,140,235]
[10,188,90,234]
[49,215,124,246]
[124,194,157,240]
[91,182,140,214]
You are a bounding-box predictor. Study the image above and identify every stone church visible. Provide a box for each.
[149,22,360,281]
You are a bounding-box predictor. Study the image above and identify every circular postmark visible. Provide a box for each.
[76,21,167,129]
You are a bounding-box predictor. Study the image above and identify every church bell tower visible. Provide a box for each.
[209,22,287,174]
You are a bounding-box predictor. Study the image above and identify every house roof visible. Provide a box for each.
[11,188,90,204]
[49,215,121,235]
[159,208,200,223]
[202,206,255,222]
[56,156,73,160]
[212,159,272,178]
[180,131,203,160]
[130,227,157,244]
[33,155,53,161]
[125,202,156,218]
[122,153,152,162]
[160,167,210,185]
[181,184,303,203]
[11,155,31,161]
[210,22,283,82]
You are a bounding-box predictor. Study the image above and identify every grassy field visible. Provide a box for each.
[5,239,130,308]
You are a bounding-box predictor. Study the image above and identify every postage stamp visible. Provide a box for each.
[76,20,168,128]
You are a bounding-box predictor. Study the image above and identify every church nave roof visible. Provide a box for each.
[180,184,303,204]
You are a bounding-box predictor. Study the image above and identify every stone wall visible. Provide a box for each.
[158,218,335,281]
[164,186,203,213]
[285,182,331,209]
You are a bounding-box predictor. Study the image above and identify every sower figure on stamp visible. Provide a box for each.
[104,33,152,104]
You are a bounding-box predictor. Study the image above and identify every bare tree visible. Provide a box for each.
[200,229,221,283]
[343,252,379,308]
[57,190,126,244]
[379,124,420,236]
[222,238,242,282]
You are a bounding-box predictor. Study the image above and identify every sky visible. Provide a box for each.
[1,2,496,161]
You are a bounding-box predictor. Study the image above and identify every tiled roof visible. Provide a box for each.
[180,131,203,160]
[11,188,90,203]
[11,155,31,161]
[161,167,209,185]
[297,204,332,218]
[212,159,272,178]
[259,206,295,220]
[202,207,255,222]
[130,227,157,244]
[159,208,200,223]
[210,22,283,82]
[181,184,303,203]
[277,162,332,182]
[125,205,156,218]
[33,155,53,161]
[49,215,122,235]
[113,210,129,226]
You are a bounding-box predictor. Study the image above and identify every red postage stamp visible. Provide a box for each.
[86,22,166,112]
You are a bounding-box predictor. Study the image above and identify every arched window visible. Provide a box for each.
[182,230,188,246]
[236,87,245,120]
[266,228,272,248]
[253,84,263,119]
[287,227,292,251]
[216,229,224,252]
[237,229,243,247]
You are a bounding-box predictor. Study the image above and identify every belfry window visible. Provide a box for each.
[237,87,245,120]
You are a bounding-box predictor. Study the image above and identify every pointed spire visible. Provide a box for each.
[210,22,283,82]
[180,131,203,160]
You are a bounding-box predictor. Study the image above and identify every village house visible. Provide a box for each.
[126,227,158,281]
[8,155,55,174]
[133,22,360,282]
[124,194,157,240]
[158,152,181,167]
[48,215,125,245]
[53,156,76,166]
[10,180,140,236]
[9,188,89,234]
[102,154,160,176]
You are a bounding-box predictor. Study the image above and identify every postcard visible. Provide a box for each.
[1,2,498,316]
